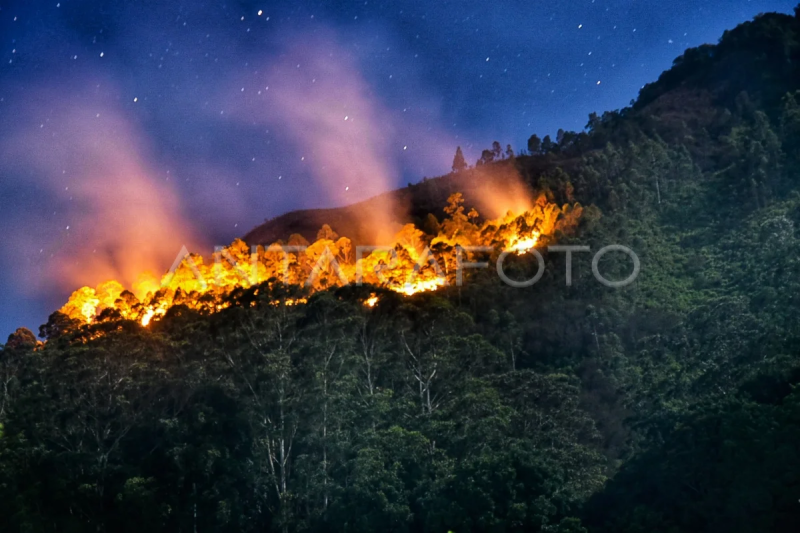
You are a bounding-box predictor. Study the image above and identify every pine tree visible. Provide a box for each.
[451,146,467,173]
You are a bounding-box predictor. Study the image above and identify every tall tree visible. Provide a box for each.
[528,134,542,154]
[451,146,468,173]
[477,149,494,166]
[720,110,782,209]
[780,91,800,175]
[219,293,304,533]
[541,135,555,153]
[491,141,503,160]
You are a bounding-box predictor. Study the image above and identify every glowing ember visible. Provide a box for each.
[365,294,379,307]
[141,301,169,326]
[508,231,541,254]
[140,308,157,327]
[273,298,307,307]
[396,277,446,296]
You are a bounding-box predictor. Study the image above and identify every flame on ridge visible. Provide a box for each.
[57,193,582,328]
[508,230,541,254]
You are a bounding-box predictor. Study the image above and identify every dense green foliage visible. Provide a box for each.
[3,7,800,532]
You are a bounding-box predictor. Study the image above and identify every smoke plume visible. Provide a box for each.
[1,85,197,296]
[226,29,456,242]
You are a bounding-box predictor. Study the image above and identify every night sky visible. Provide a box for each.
[1,0,797,339]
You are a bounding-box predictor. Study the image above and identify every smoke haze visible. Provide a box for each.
[0,20,462,336]
[1,85,198,295]
[225,28,456,241]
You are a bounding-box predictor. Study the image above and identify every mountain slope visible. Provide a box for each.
[242,161,550,245]
[243,9,800,247]
[3,7,800,533]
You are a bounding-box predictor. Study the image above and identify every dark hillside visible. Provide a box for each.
[3,7,800,533]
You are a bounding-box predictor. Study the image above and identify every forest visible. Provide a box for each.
[2,7,800,532]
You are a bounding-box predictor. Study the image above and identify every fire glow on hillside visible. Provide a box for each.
[58,193,582,327]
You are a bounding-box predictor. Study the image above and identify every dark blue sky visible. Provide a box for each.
[1,0,797,339]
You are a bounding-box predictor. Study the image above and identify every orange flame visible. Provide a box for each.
[508,230,541,254]
[58,192,582,328]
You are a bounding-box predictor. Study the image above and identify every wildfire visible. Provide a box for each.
[272,298,307,307]
[57,192,582,329]
[508,230,541,254]
[80,296,100,321]
[396,277,447,296]
[141,303,168,327]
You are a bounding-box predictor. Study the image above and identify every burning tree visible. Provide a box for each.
[56,191,582,331]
